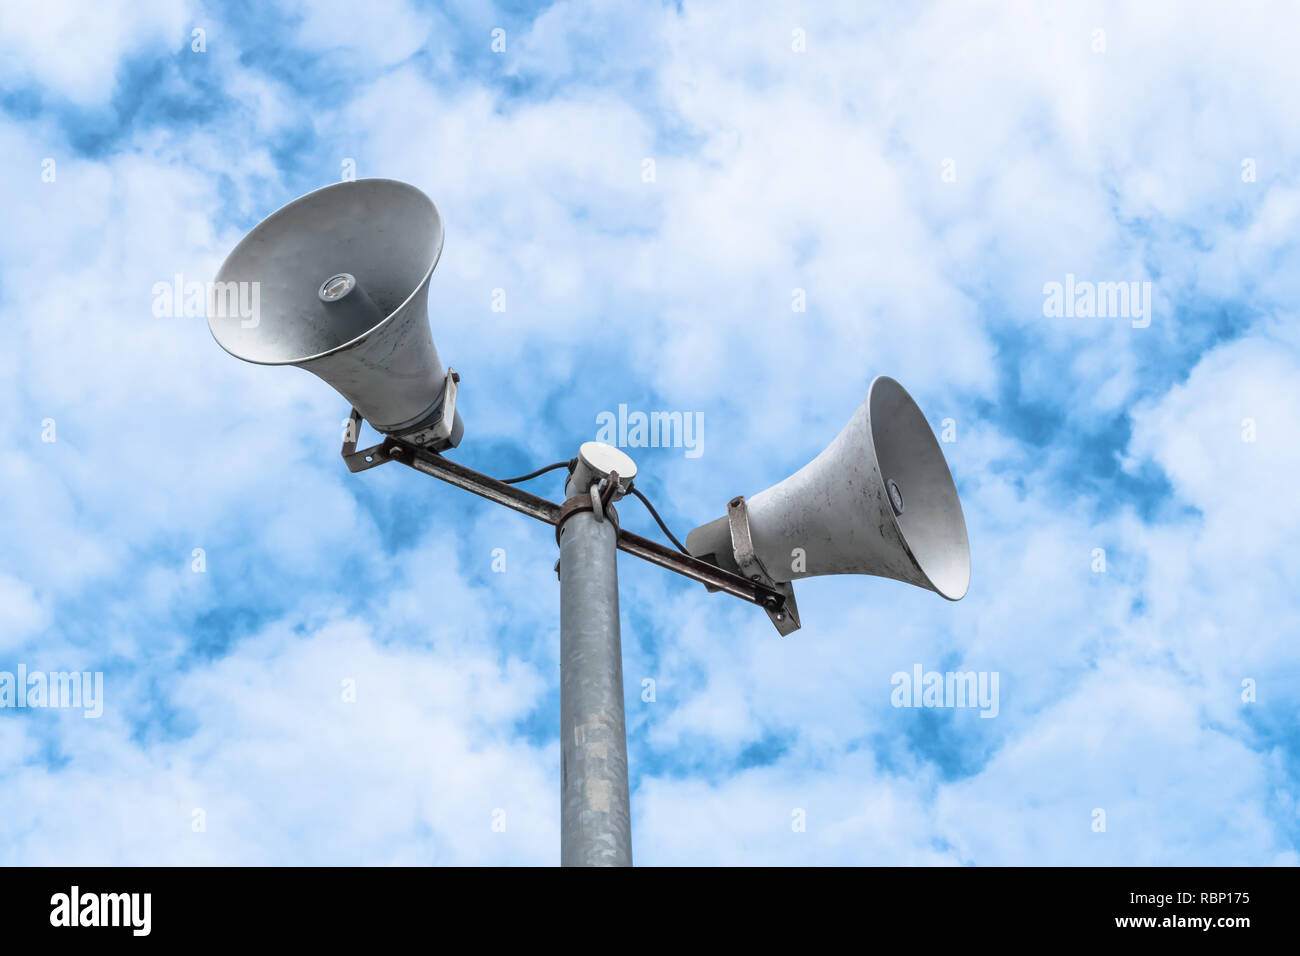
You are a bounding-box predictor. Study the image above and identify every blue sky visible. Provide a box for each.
[0,0,1297,864]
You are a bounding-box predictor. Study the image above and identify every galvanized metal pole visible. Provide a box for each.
[557,449,634,866]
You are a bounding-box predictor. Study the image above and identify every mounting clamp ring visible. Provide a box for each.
[726,495,801,636]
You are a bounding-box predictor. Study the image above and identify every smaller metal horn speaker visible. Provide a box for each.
[686,376,970,607]
[208,179,463,449]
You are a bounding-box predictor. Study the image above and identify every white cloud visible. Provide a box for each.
[0,574,47,652]
[0,0,192,106]
[285,0,437,70]
[2,0,1298,866]
[0,619,556,864]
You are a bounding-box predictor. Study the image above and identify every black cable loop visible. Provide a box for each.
[499,458,576,485]
[626,483,690,554]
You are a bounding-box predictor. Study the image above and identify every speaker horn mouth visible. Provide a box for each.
[208,179,444,367]
[867,376,970,600]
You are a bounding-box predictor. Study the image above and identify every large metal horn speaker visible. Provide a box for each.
[208,178,463,449]
[686,376,969,603]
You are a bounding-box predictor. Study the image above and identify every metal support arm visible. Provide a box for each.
[340,419,794,621]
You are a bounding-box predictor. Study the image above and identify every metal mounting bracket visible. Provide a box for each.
[340,369,460,472]
[341,408,392,473]
[726,495,801,636]
[398,368,459,450]
[555,492,619,546]
[338,426,798,630]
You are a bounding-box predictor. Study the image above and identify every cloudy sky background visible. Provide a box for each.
[0,0,1297,864]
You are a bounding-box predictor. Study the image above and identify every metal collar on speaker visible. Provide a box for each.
[387,368,461,450]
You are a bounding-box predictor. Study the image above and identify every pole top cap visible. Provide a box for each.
[573,441,637,493]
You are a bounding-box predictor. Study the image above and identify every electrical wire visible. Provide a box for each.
[499,459,574,485]
[499,460,691,555]
[627,484,690,554]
